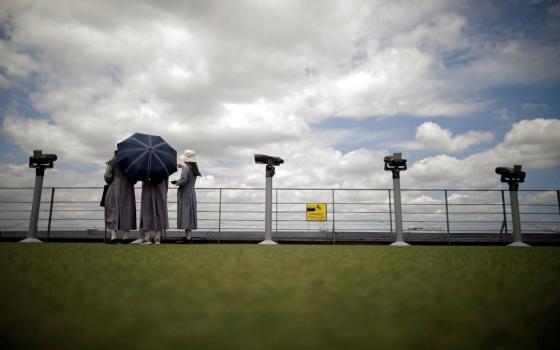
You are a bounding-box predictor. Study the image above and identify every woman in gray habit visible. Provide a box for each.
[140,177,169,245]
[104,150,137,243]
[172,150,201,243]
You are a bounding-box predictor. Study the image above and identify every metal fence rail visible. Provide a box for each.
[1,186,559,242]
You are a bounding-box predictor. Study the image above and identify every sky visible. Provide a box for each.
[1,0,559,192]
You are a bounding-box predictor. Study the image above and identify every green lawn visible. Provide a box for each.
[1,244,559,350]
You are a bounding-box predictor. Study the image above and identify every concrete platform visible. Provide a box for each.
[2,229,560,245]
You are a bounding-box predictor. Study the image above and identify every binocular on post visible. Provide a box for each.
[254,154,284,177]
[384,153,407,178]
[495,165,525,191]
[29,150,58,176]
[254,154,284,245]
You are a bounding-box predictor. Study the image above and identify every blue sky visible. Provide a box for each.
[0,0,559,191]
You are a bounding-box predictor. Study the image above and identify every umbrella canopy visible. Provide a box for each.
[116,133,177,182]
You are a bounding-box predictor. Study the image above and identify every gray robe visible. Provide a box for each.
[104,160,137,230]
[177,166,197,230]
[141,178,169,231]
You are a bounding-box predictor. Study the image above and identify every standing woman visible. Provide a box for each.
[172,150,202,243]
[140,177,169,245]
[104,150,137,243]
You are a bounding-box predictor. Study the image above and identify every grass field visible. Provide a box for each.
[1,243,559,350]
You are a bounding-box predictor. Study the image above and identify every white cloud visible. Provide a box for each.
[406,118,560,189]
[0,0,559,194]
[0,40,37,78]
[404,122,493,153]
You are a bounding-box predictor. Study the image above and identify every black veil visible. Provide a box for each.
[187,162,202,177]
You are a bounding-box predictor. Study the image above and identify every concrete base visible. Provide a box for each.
[508,241,530,247]
[258,240,278,245]
[20,237,43,243]
[390,240,410,246]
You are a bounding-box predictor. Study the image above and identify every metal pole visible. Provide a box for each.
[501,190,508,236]
[557,190,560,218]
[275,188,278,233]
[390,174,409,246]
[388,189,392,234]
[444,190,450,245]
[331,189,336,245]
[47,187,55,241]
[508,189,529,247]
[218,188,222,244]
[265,175,272,240]
[259,165,277,244]
[21,169,44,243]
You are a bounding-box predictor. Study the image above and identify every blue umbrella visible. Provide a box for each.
[116,133,177,182]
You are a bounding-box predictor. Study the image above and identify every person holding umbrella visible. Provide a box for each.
[115,132,178,245]
[140,177,169,244]
[171,150,202,243]
[103,150,137,243]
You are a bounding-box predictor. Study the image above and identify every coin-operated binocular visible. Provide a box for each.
[254,154,284,245]
[255,154,284,177]
[384,153,409,246]
[495,165,525,191]
[23,150,58,243]
[384,153,407,178]
[495,164,529,247]
[29,150,57,175]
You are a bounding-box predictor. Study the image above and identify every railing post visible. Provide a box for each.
[444,190,450,245]
[557,190,560,218]
[388,189,393,234]
[47,187,55,241]
[331,189,336,245]
[218,188,222,244]
[500,190,508,240]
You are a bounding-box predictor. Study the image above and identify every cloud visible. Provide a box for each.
[406,118,560,189]
[402,122,493,153]
[0,0,559,194]
[0,40,37,78]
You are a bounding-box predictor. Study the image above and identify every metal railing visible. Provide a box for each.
[1,186,559,242]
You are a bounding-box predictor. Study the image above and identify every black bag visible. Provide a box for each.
[100,184,109,207]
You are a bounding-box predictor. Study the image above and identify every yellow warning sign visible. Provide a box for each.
[306,203,327,221]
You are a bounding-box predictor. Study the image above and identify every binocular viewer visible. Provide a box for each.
[254,154,284,166]
[255,154,283,178]
[384,153,407,172]
[495,165,525,184]
[29,150,57,169]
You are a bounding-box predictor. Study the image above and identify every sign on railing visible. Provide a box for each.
[306,203,327,221]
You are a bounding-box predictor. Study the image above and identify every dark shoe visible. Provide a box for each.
[120,239,130,244]
[106,239,118,244]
